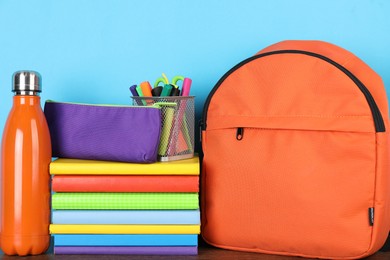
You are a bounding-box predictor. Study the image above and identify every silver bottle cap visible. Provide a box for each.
[12,70,42,95]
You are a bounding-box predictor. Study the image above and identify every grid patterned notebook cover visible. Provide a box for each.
[52,192,199,209]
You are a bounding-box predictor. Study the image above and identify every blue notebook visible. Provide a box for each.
[53,234,198,246]
[52,210,200,224]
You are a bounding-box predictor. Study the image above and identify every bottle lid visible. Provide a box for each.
[12,70,42,94]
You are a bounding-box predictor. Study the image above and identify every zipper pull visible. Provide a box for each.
[236,127,244,140]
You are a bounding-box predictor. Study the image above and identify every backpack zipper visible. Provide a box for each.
[236,127,244,140]
[201,50,385,133]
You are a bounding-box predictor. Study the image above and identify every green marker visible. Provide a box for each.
[135,85,147,105]
[160,84,173,96]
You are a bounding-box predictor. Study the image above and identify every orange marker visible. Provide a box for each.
[140,81,153,105]
[140,81,152,96]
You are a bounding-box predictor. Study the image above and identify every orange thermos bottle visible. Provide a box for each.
[0,71,51,255]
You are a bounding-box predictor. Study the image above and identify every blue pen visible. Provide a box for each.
[129,85,139,96]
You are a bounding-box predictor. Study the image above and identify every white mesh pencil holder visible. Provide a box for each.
[131,96,195,162]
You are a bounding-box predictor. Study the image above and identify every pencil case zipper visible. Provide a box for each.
[45,100,176,109]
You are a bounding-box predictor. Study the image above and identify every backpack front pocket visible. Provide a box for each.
[202,126,376,258]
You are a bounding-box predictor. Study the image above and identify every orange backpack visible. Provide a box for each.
[200,40,390,259]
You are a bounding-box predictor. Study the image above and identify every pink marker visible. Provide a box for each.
[181,78,192,96]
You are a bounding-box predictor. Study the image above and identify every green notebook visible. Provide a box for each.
[52,192,199,210]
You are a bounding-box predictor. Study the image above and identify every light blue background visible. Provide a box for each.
[1,0,390,146]
[0,0,389,255]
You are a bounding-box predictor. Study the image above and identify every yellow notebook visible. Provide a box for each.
[49,224,200,234]
[50,156,199,175]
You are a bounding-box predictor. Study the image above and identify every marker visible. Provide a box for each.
[181,78,192,96]
[170,85,180,96]
[167,77,192,156]
[140,81,154,105]
[160,84,173,96]
[136,85,146,105]
[136,85,144,96]
[158,107,175,156]
[130,85,143,105]
[129,85,138,96]
[140,81,153,97]
[152,86,163,97]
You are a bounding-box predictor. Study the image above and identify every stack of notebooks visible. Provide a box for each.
[49,156,200,255]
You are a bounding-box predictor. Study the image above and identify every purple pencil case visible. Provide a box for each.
[44,101,161,163]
